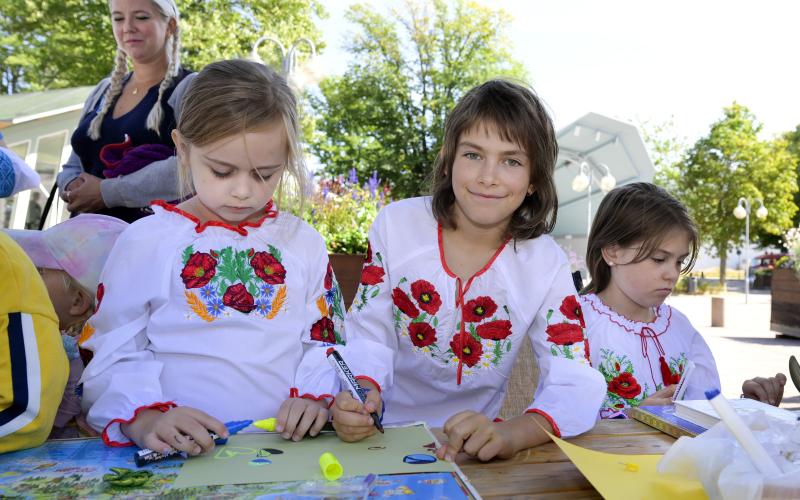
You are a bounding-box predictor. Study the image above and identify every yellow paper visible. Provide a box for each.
[549,433,707,500]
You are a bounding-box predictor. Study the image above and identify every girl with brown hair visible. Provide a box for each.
[334,79,605,461]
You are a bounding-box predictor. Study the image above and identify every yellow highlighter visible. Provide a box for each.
[253,417,336,433]
[319,452,343,481]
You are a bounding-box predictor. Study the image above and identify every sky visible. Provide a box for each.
[315,0,800,145]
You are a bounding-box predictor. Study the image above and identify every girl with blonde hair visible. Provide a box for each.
[80,59,342,454]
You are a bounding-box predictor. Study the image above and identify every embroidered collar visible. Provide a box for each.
[582,293,672,336]
[151,199,278,236]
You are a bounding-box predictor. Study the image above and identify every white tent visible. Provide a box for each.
[553,112,655,238]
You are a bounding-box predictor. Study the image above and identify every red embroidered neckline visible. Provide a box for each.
[584,294,672,336]
[437,223,510,291]
[151,199,278,236]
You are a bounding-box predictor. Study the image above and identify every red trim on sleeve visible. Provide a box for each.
[151,199,278,236]
[299,393,335,409]
[355,375,382,393]
[525,408,561,438]
[289,387,300,398]
[101,401,177,447]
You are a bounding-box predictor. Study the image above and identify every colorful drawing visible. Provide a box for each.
[173,425,454,489]
[0,425,475,499]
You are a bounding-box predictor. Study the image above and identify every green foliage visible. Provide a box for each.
[639,118,687,196]
[308,0,528,199]
[782,125,800,229]
[302,171,390,254]
[0,0,325,92]
[674,103,798,285]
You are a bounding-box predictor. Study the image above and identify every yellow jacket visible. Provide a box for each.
[0,232,68,453]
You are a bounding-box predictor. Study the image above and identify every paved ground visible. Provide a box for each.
[666,282,800,410]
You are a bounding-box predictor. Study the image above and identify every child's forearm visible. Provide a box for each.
[497,413,553,456]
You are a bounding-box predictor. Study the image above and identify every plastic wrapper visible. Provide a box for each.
[657,410,800,499]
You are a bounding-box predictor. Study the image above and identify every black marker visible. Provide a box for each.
[326,347,384,433]
[134,419,251,467]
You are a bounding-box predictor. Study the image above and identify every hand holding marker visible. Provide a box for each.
[326,347,384,433]
[134,419,252,467]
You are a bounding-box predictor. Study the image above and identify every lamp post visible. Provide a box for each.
[250,35,319,89]
[733,197,768,303]
[571,160,616,238]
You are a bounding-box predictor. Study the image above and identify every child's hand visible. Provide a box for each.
[742,373,786,406]
[120,407,227,456]
[436,411,514,462]
[331,389,382,442]
[639,384,677,406]
[276,397,329,441]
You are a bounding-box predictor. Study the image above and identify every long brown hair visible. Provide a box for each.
[583,182,699,294]
[429,79,559,241]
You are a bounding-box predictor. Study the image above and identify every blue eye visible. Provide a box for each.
[464,152,480,160]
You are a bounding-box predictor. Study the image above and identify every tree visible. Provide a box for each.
[782,125,800,229]
[308,0,528,198]
[0,0,325,92]
[639,118,687,196]
[676,103,798,286]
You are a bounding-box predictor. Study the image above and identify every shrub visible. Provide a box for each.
[302,169,391,255]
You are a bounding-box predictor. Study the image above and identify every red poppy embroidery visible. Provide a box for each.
[449,332,482,367]
[608,372,642,399]
[95,283,105,313]
[408,322,437,347]
[181,252,218,289]
[410,280,441,315]
[310,317,336,343]
[462,296,497,322]
[365,241,373,264]
[361,265,385,286]
[476,319,512,340]
[545,322,584,345]
[559,295,585,328]
[223,283,256,313]
[392,288,419,318]
[250,251,286,284]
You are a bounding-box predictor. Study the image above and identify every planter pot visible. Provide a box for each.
[329,253,365,309]
[771,268,800,338]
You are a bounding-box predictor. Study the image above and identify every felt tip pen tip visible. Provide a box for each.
[705,388,721,400]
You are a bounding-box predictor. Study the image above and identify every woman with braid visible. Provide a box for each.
[56,0,194,223]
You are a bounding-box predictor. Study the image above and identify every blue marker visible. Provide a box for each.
[134,419,252,467]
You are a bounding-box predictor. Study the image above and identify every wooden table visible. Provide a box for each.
[456,419,675,499]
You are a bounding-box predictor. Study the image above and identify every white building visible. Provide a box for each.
[0,86,93,229]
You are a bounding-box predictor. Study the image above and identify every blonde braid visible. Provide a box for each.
[146,27,181,136]
[88,48,128,140]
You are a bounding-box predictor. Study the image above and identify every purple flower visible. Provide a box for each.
[348,168,358,185]
[367,171,379,197]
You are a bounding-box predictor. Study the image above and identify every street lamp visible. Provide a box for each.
[250,35,320,89]
[733,197,767,303]
[571,159,617,238]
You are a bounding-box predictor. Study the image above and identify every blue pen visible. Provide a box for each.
[134,419,252,467]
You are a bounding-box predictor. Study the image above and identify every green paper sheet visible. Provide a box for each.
[173,424,456,488]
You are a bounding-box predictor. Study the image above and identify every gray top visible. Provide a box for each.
[56,72,197,208]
